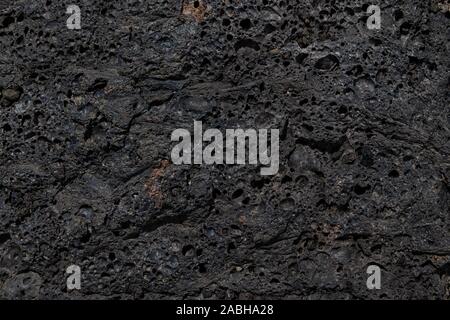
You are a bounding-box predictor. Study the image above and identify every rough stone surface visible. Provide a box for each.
[0,0,449,299]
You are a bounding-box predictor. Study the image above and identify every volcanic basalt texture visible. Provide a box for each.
[0,0,449,300]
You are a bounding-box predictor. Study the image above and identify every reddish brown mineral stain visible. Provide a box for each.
[145,160,170,208]
[181,0,209,22]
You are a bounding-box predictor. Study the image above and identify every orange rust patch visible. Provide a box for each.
[145,160,170,208]
[182,0,209,22]
[238,215,246,225]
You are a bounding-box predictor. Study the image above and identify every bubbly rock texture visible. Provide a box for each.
[0,0,449,299]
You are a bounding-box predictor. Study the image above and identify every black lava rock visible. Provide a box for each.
[0,0,449,300]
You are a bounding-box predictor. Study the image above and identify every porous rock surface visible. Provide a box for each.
[0,0,449,299]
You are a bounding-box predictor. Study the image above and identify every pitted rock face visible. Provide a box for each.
[0,0,449,299]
